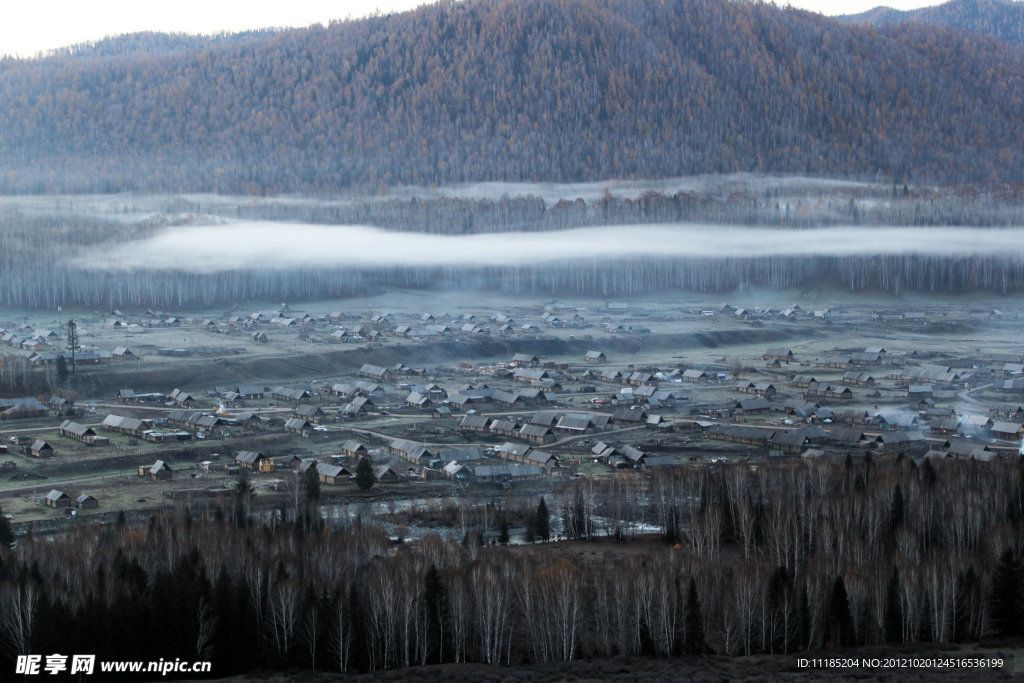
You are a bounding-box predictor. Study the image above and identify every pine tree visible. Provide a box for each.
[0,506,13,548]
[827,576,855,647]
[498,516,509,545]
[954,566,981,642]
[534,497,550,541]
[303,465,321,504]
[920,458,937,488]
[684,577,705,655]
[302,466,322,534]
[767,565,793,653]
[55,355,68,385]
[234,469,254,527]
[889,483,904,534]
[65,319,79,373]
[989,549,1024,638]
[884,567,903,644]
[799,586,811,650]
[355,458,374,491]
[423,565,447,664]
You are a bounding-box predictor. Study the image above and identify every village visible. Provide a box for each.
[1,288,1023,532]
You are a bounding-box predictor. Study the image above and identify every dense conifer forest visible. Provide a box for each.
[841,0,1024,48]
[1,0,1023,195]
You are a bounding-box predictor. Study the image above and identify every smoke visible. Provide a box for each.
[72,221,1024,273]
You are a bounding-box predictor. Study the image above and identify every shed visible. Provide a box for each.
[45,489,71,508]
[75,494,99,509]
[31,440,54,457]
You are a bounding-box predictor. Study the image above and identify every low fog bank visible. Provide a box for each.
[75,222,1024,273]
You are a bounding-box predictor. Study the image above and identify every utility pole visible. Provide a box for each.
[66,319,80,374]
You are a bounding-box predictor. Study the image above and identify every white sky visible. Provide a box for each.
[1,0,943,59]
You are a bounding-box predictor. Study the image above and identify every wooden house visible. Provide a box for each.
[374,465,399,483]
[459,414,491,432]
[237,385,266,399]
[359,364,393,382]
[519,424,555,444]
[991,421,1024,440]
[273,386,312,402]
[317,463,350,485]
[295,404,325,423]
[473,464,542,483]
[498,442,532,461]
[49,396,74,416]
[169,388,196,407]
[734,398,771,416]
[406,392,432,409]
[139,460,173,480]
[489,418,521,438]
[0,397,49,420]
[340,440,368,458]
[683,369,709,382]
[284,418,314,434]
[763,348,794,362]
[75,494,99,509]
[235,450,273,472]
[112,346,137,360]
[233,412,261,431]
[45,489,71,508]
[30,440,54,457]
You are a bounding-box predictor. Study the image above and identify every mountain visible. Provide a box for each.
[0,0,1022,194]
[840,0,1024,47]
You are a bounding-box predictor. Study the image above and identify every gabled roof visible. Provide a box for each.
[525,449,555,465]
[316,463,345,478]
[284,417,313,431]
[460,414,491,430]
[991,421,1024,435]
[620,445,645,462]
[235,450,265,464]
[498,442,531,458]
[437,447,484,462]
[520,424,553,439]
[149,459,171,474]
[102,414,147,432]
[557,414,593,431]
[59,420,96,437]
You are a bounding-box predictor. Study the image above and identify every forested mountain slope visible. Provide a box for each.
[1,0,1022,194]
[841,0,1024,47]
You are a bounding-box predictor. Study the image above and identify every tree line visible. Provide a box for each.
[5,185,1024,308]
[0,455,1022,676]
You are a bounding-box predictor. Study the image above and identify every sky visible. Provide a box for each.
[1,0,944,58]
